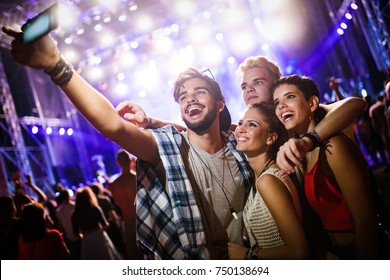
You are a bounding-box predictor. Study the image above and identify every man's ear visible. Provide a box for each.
[308,95,319,112]
[266,131,278,145]
[217,100,225,112]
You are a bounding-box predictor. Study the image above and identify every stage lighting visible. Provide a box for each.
[115,83,128,96]
[58,3,76,30]
[101,33,115,47]
[340,22,348,29]
[154,36,173,54]
[103,16,111,23]
[64,37,73,44]
[46,127,53,135]
[118,52,136,68]
[138,90,146,98]
[337,28,344,35]
[135,15,153,33]
[94,24,102,32]
[227,56,236,64]
[32,126,39,134]
[196,42,224,67]
[59,128,65,135]
[90,56,102,65]
[345,13,352,20]
[174,0,197,18]
[215,33,224,41]
[87,67,103,81]
[129,4,138,12]
[171,24,179,33]
[203,11,211,19]
[67,128,73,136]
[117,73,125,81]
[75,27,84,35]
[63,49,79,63]
[130,41,139,49]
[350,3,358,10]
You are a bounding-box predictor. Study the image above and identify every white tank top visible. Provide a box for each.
[243,167,300,248]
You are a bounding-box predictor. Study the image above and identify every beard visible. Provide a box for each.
[183,106,218,133]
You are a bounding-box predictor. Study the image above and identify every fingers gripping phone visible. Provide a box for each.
[21,3,59,44]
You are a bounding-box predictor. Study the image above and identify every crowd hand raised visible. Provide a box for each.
[25,174,33,186]
[329,77,339,90]
[2,26,60,71]
[115,101,151,128]
[276,138,311,174]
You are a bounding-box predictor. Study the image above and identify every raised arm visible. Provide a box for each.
[316,96,365,141]
[329,78,344,101]
[3,27,159,164]
[25,175,47,203]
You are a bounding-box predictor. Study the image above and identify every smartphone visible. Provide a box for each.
[21,3,59,44]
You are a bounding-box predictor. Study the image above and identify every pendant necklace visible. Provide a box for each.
[256,158,274,179]
[188,140,239,220]
[254,158,274,196]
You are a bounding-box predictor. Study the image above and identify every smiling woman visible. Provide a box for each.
[230,102,309,260]
[272,74,379,259]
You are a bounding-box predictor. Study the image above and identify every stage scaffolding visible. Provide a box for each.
[0,54,94,197]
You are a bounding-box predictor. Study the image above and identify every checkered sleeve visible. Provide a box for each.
[136,126,208,259]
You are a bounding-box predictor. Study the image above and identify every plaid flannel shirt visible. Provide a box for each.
[136,125,253,259]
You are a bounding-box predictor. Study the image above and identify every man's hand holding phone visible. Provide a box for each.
[2,25,60,71]
[21,3,59,44]
[2,3,61,71]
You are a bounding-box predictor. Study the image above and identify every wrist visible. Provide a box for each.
[245,243,261,260]
[301,130,321,151]
[44,55,66,77]
[43,54,74,86]
[43,50,61,72]
[143,116,153,129]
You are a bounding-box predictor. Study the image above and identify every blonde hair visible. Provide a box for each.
[236,56,282,83]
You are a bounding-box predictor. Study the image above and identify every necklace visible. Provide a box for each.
[253,158,274,197]
[256,158,274,179]
[188,139,239,220]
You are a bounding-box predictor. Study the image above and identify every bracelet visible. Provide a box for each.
[301,130,321,151]
[44,56,67,77]
[44,55,74,86]
[244,243,261,260]
[51,63,73,85]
